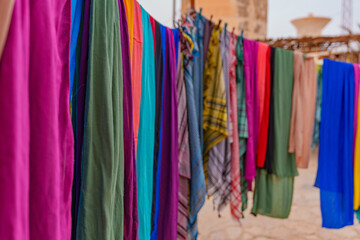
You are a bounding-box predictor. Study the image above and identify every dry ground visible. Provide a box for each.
[198,150,360,240]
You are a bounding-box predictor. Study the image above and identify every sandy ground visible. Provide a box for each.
[197,150,360,240]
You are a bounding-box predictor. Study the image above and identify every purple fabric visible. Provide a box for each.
[0,0,74,239]
[353,64,360,156]
[157,28,179,240]
[74,0,91,228]
[118,0,138,239]
[243,38,259,186]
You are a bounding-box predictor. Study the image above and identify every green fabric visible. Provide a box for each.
[252,169,294,218]
[252,48,297,219]
[236,36,248,212]
[76,0,124,238]
[272,48,298,178]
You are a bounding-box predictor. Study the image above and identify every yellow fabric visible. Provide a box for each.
[354,64,360,210]
[202,26,228,180]
[124,0,134,61]
[0,0,15,59]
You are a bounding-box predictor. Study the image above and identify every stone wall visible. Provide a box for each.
[181,0,268,39]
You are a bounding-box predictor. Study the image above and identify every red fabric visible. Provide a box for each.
[132,1,143,152]
[256,43,271,168]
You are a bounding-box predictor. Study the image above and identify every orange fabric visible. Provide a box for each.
[124,0,134,61]
[256,42,271,168]
[0,0,15,59]
[288,52,317,168]
[132,1,143,152]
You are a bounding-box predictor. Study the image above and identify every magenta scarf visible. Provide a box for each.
[0,0,74,239]
[243,38,259,187]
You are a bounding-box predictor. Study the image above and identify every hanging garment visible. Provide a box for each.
[263,47,276,174]
[252,48,297,219]
[181,18,207,239]
[353,64,360,221]
[236,35,249,212]
[136,7,155,240]
[150,21,163,237]
[0,0,74,238]
[119,0,138,238]
[71,0,91,236]
[193,13,206,150]
[69,0,83,99]
[229,32,242,221]
[0,0,14,59]
[76,0,124,238]
[176,36,191,240]
[315,59,354,228]
[243,38,259,186]
[207,27,231,214]
[203,19,214,65]
[288,52,317,169]
[132,1,143,151]
[256,42,271,168]
[312,66,323,149]
[151,24,167,240]
[203,25,228,184]
[124,0,134,60]
[156,28,179,240]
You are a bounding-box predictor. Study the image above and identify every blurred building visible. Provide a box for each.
[181,0,268,39]
[291,13,331,38]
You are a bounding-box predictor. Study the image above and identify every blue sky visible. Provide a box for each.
[137,0,360,38]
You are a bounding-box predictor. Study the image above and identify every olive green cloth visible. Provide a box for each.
[76,0,124,238]
[252,48,297,219]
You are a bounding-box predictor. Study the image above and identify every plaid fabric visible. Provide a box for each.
[176,47,191,240]
[236,35,249,212]
[203,26,228,182]
[181,18,207,240]
[229,33,242,221]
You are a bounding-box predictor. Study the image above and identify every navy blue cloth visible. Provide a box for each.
[315,59,355,228]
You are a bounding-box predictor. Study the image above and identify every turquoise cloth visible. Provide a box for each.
[137,7,155,240]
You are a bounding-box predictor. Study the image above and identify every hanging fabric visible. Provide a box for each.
[252,48,297,219]
[136,7,156,240]
[243,38,259,187]
[354,64,360,221]
[288,52,317,169]
[229,32,242,221]
[256,42,271,168]
[0,0,14,59]
[132,1,143,151]
[156,28,179,240]
[0,0,74,238]
[207,27,231,213]
[236,35,249,212]
[203,25,228,183]
[76,0,124,238]
[315,59,355,228]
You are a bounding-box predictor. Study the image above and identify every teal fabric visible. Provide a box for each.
[137,7,155,240]
[76,0,124,238]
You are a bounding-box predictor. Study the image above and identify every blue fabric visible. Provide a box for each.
[193,14,205,150]
[150,24,167,240]
[315,59,354,228]
[137,7,156,240]
[70,0,83,101]
[182,19,207,239]
[172,28,179,65]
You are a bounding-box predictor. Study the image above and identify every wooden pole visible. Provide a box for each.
[173,0,176,27]
[191,0,195,9]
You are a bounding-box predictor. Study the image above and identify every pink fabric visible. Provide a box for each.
[288,52,317,168]
[243,38,259,185]
[353,64,360,156]
[0,0,74,239]
[132,1,143,151]
[229,33,242,221]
